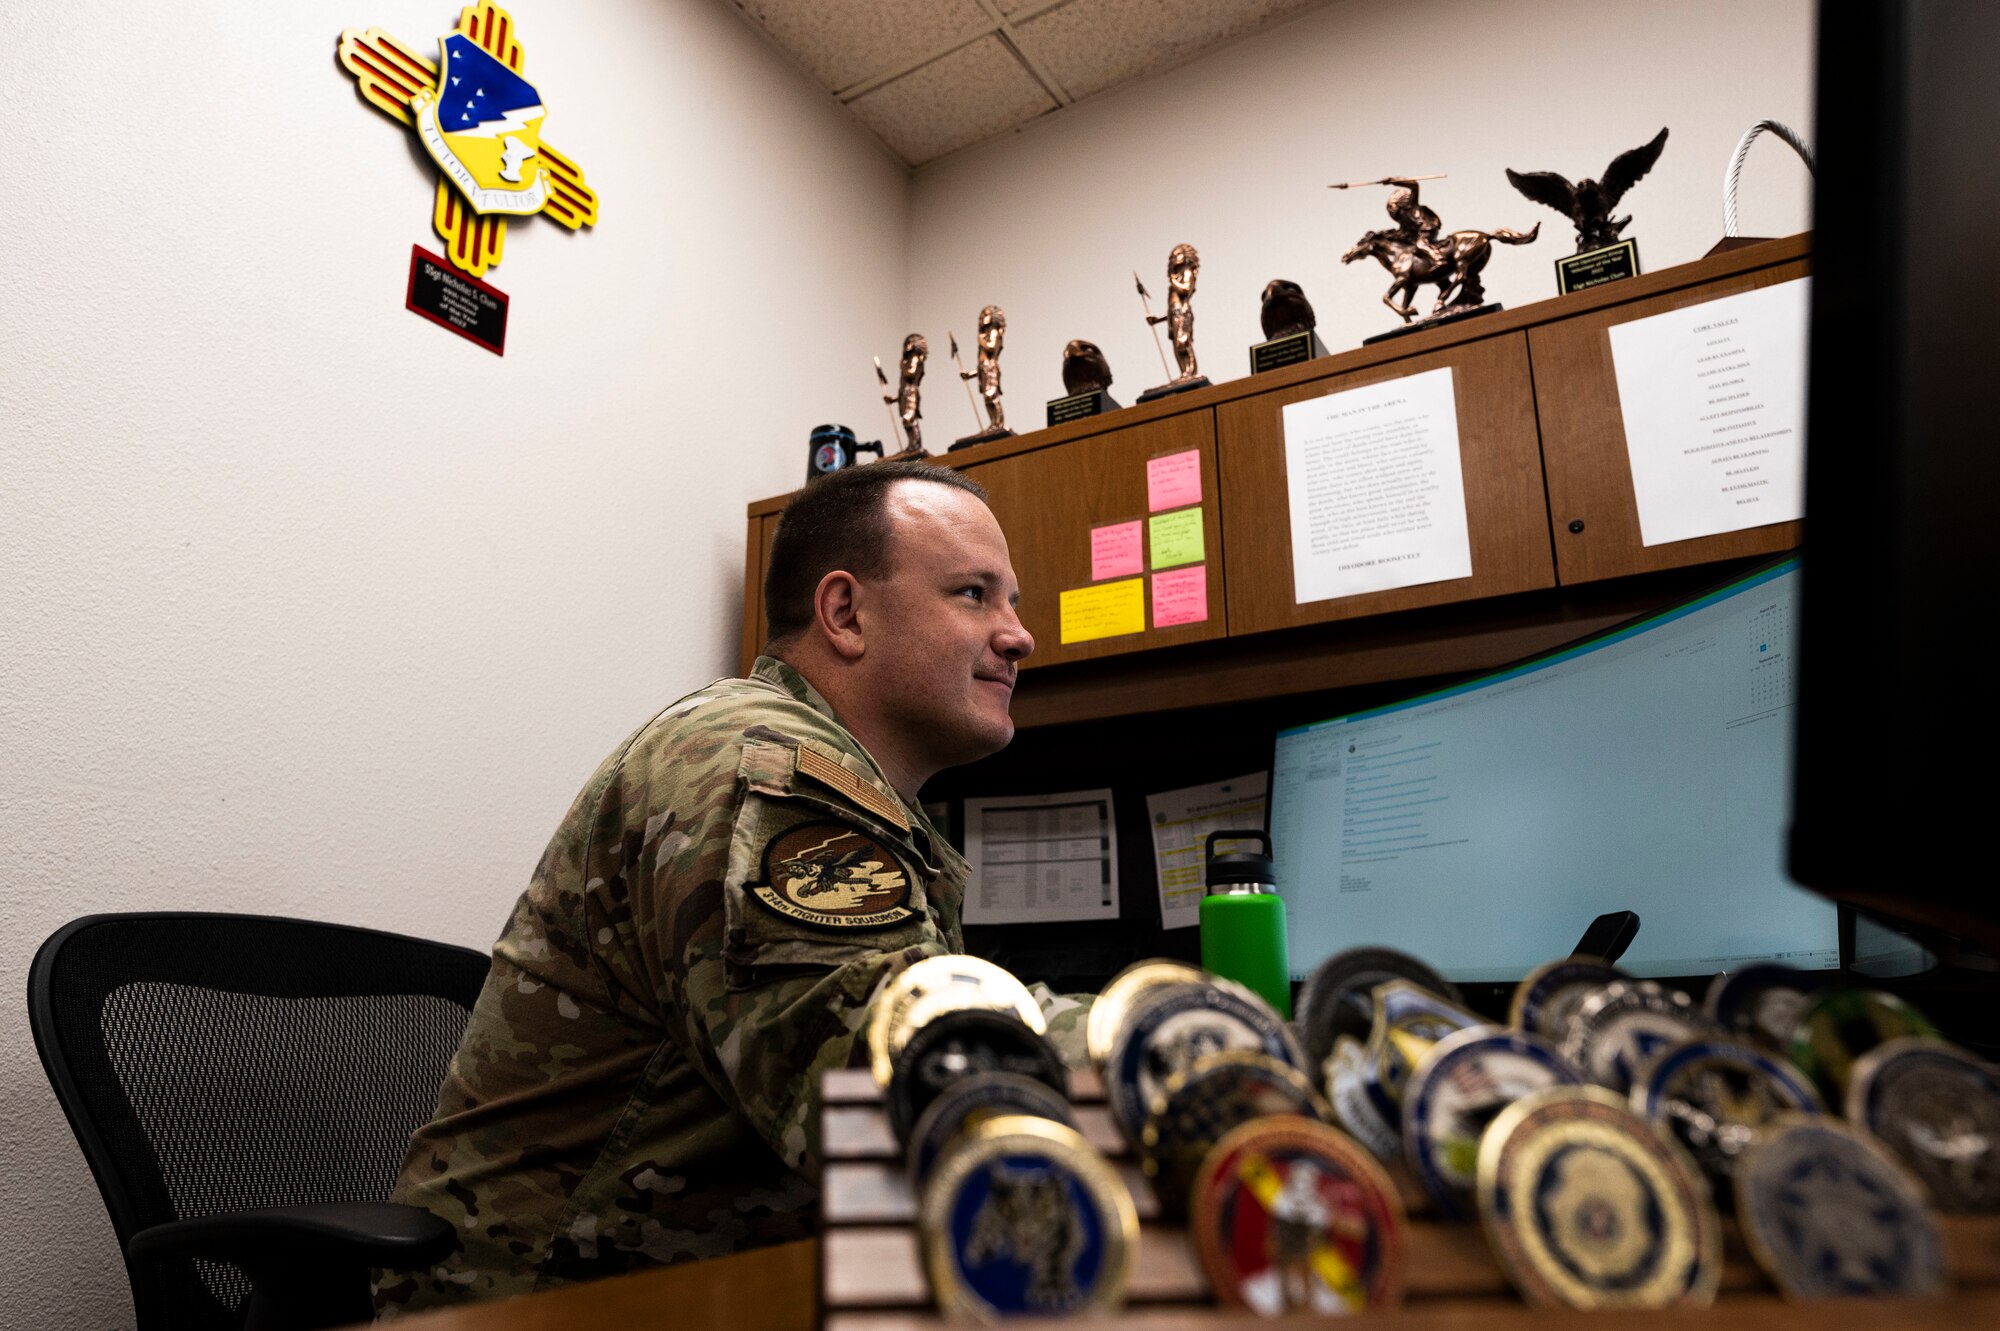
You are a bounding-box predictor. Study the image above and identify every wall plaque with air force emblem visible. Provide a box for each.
[339,3,598,283]
[749,822,918,931]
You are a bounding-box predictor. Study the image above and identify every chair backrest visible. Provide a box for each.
[29,912,491,1331]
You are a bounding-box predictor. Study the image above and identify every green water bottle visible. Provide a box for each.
[1199,830,1291,1019]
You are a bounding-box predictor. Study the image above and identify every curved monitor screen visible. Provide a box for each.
[1269,557,1836,983]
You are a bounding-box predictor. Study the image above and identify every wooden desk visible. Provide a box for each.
[834,1290,2000,1330]
[375,1239,816,1331]
[362,1233,2000,1329]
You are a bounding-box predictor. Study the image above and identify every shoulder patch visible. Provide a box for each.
[797,743,911,832]
[748,822,919,931]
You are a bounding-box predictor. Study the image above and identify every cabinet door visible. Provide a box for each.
[1216,332,1554,636]
[960,411,1226,670]
[1529,257,1809,584]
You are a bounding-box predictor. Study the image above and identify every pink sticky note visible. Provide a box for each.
[1152,565,1208,627]
[1090,521,1144,581]
[1147,450,1202,512]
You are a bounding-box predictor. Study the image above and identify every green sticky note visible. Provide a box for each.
[1149,507,1205,569]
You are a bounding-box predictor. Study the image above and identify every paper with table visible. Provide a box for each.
[1608,278,1810,546]
[1281,367,1472,604]
[963,788,1120,924]
[1145,773,1269,930]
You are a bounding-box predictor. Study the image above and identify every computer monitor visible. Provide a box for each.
[1269,556,1838,984]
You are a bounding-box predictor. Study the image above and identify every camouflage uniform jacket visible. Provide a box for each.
[378,657,993,1312]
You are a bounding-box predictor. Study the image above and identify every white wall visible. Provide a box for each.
[0,1,907,1325]
[907,0,1818,414]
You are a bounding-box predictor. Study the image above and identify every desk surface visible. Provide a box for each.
[368,1235,2000,1330]
[377,1239,816,1331]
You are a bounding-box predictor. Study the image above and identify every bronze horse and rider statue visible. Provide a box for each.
[1335,177,1539,324]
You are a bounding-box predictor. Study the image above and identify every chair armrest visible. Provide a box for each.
[128,1200,456,1272]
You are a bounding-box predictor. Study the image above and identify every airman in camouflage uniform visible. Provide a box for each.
[377,462,1087,1313]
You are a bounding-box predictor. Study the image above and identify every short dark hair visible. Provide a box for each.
[763,459,990,644]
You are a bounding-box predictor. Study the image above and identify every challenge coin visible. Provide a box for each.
[1510,956,1628,1042]
[1103,978,1303,1146]
[906,1069,1078,1189]
[921,1114,1136,1322]
[1140,1050,1330,1220]
[1788,986,1939,1106]
[1561,980,1720,1093]
[1478,1085,1720,1309]
[868,954,1044,1087]
[1736,1114,1946,1298]
[1629,1038,1822,1188]
[1190,1115,1407,1314]
[889,1007,1067,1145]
[1702,962,1827,1049]
[1402,1025,1581,1220]
[1325,1034,1399,1160]
[1364,979,1484,1111]
[1297,947,1460,1072]
[1086,959,1205,1072]
[1847,1036,2000,1212]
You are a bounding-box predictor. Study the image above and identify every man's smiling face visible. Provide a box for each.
[855,480,1033,773]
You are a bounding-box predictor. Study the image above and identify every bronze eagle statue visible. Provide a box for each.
[1506,127,1669,253]
[1061,339,1113,396]
[1260,280,1317,340]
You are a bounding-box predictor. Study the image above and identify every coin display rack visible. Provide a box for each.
[816,1062,2000,1327]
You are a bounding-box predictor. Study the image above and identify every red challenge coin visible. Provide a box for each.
[1190,1115,1408,1314]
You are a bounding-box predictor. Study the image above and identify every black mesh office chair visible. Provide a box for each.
[28,912,492,1331]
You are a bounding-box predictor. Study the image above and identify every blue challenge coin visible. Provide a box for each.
[1631,1038,1822,1186]
[1404,1027,1580,1221]
[1737,1116,1945,1298]
[1702,963,1827,1042]
[1104,981,1300,1144]
[944,1153,1106,1316]
[1510,957,1626,1038]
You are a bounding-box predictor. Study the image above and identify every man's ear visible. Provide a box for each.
[813,570,867,661]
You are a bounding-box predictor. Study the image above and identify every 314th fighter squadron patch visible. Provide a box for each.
[750,823,918,930]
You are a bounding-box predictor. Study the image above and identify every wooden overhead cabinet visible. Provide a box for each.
[741,236,1813,721]
[1215,331,1555,638]
[1528,247,1811,585]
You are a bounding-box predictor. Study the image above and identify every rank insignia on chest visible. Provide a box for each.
[337,4,598,276]
[750,823,918,930]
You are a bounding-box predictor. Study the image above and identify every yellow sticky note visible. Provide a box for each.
[1149,507,1205,569]
[1060,578,1145,644]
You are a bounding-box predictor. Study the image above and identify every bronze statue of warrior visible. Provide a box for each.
[1146,243,1202,382]
[961,305,1007,431]
[1384,179,1450,268]
[1339,178,1537,324]
[884,333,928,456]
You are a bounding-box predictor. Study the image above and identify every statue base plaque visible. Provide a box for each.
[948,426,1018,452]
[1556,239,1641,294]
[1136,375,1212,404]
[1361,302,1502,346]
[1249,330,1326,375]
[1046,390,1121,427]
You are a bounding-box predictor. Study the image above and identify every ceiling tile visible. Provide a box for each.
[1015,0,1329,102]
[732,0,991,91]
[848,36,1060,166]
